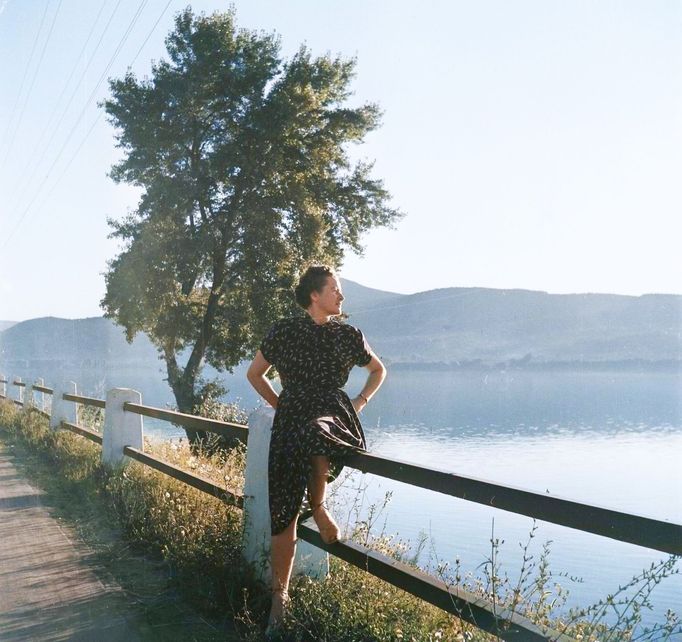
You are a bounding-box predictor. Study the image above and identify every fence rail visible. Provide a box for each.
[63,393,105,409]
[346,451,682,555]
[61,421,103,445]
[297,521,573,642]
[122,445,243,508]
[1,373,680,642]
[123,402,248,444]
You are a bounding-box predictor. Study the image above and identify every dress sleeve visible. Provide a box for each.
[259,321,282,365]
[352,327,373,367]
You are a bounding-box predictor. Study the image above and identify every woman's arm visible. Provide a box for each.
[246,350,279,409]
[352,354,386,413]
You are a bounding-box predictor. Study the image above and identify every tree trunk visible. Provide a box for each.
[164,349,208,447]
[163,256,224,447]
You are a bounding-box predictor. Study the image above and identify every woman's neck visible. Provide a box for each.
[306,309,331,325]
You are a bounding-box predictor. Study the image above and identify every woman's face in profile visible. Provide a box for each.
[314,275,344,316]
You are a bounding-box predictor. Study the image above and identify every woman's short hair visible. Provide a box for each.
[294,265,335,308]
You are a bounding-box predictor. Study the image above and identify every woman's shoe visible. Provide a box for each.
[311,502,340,544]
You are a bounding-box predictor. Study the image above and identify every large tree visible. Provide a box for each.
[101,9,400,440]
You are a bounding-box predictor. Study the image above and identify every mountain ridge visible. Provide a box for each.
[1,280,680,371]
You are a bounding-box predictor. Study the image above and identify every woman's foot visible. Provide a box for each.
[266,589,290,634]
[312,502,340,544]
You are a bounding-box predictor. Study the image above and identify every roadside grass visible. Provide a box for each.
[0,399,679,641]
[0,400,239,641]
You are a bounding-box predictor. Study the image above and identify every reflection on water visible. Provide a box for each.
[6,364,681,627]
[363,425,682,521]
[350,369,682,437]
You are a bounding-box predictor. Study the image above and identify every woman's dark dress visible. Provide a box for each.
[259,315,373,535]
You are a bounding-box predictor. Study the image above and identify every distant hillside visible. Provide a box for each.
[0,321,16,332]
[0,316,158,366]
[343,286,681,366]
[1,282,680,371]
[339,280,404,312]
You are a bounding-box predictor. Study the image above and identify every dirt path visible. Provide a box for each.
[0,413,246,642]
[0,441,149,640]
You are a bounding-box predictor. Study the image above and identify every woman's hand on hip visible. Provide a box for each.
[351,395,367,413]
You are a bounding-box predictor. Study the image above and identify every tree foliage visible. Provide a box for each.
[101,9,401,426]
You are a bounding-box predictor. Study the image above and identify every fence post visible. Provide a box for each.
[243,407,329,583]
[102,388,143,467]
[49,381,78,431]
[0,374,6,398]
[25,378,34,409]
[36,378,46,413]
[71,381,81,426]
[16,377,23,405]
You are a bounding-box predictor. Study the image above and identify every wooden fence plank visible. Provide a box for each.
[123,402,248,444]
[122,446,243,509]
[63,393,106,409]
[345,451,682,555]
[61,421,103,445]
[297,521,575,642]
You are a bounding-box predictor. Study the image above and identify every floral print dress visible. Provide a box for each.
[259,315,373,535]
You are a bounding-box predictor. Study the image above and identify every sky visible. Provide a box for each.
[0,0,680,321]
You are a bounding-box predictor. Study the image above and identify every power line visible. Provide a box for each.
[1,0,176,251]
[45,0,111,117]
[1,0,148,249]
[51,0,175,186]
[1,0,63,169]
[6,0,121,214]
[129,0,174,67]
[6,0,110,209]
[1,0,51,152]
[42,0,150,170]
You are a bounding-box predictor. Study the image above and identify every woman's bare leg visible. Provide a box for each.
[268,456,336,627]
[269,514,297,626]
[308,455,340,542]
[308,455,330,506]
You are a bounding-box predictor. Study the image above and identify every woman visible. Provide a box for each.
[246,265,386,630]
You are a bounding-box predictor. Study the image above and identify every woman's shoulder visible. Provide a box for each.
[260,317,307,360]
[269,316,362,335]
[333,319,364,339]
[268,316,309,332]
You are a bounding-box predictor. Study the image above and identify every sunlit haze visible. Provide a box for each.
[0,1,679,321]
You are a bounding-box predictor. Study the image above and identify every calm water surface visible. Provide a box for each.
[336,370,682,629]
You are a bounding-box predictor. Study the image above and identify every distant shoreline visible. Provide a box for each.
[1,358,680,375]
[387,359,682,373]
